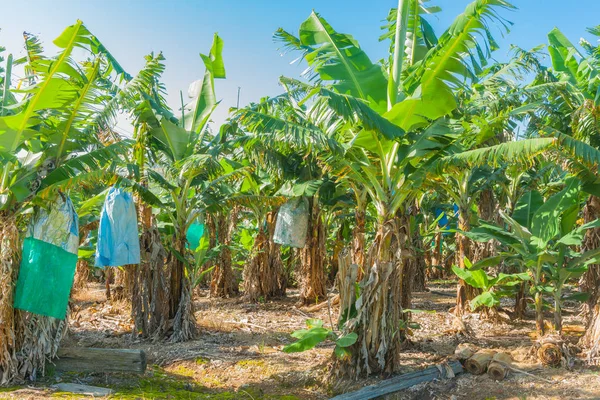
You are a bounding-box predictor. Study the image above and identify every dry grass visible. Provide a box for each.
[2,280,600,399]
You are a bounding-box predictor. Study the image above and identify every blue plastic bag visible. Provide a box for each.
[95,187,141,267]
[434,208,448,228]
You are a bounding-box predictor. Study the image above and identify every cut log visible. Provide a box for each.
[454,343,478,361]
[329,361,463,400]
[305,294,340,312]
[53,383,113,397]
[465,349,496,375]
[487,352,513,381]
[538,342,562,367]
[52,347,147,374]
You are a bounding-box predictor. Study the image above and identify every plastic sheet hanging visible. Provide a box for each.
[14,194,79,319]
[273,197,309,248]
[95,187,141,267]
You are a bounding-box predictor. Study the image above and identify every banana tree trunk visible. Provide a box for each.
[114,265,135,300]
[243,210,286,302]
[167,202,198,342]
[411,241,426,292]
[514,282,528,320]
[73,260,90,292]
[328,221,345,285]
[474,189,498,318]
[426,232,443,280]
[194,214,217,292]
[352,209,366,281]
[299,197,326,305]
[104,264,114,300]
[210,209,240,298]
[168,233,185,314]
[15,310,67,381]
[131,200,170,340]
[0,212,19,384]
[340,215,413,376]
[400,214,414,310]
[0,212,68,383]
[581,301,600,364]
[581,196,600,360]
[284,248,300,288]
[507,189,529,319]
[131,225,170,340]
[474,189,497,264]
[72,221,97,293]
[582,196,600,317]
[535,291,545,336]
[553,290,562,333]
[410,205,426,292]
[455,207,478,316]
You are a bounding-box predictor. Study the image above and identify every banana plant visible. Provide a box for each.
[268,0,515,376]
[0,23,143,216]
[526,27,600,343]
[234,89,343,305]
[460,179,600,335]
[128,33,235,341]
[229,169,289,301]
[528,27,600,144]
[0,21,139,385]
[283,318,359,360]
[451,257,530,311]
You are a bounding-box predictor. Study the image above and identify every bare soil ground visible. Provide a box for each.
[2,281,600,400]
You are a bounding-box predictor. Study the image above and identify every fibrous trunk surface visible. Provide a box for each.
[15,311,67,381]
[410,206,426,292]
[131,226,170,341]
[210,209,240,298]
[581,196,600,361]
[455,208,479,316]
[114,264,135,300]
[337,250,357,322]
[299,198,326,305]
[0,213,19,384]
[73,221,97,293]
[0,213,67,384]
[338,217,412,377]
[73,260,90,292]
[243,211,286,302]
[582,196,600,317]
[352,209,366,281]
[426,232,445,280]
[168,232,197,342]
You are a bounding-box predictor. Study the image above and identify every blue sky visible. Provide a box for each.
[1,1,599,133]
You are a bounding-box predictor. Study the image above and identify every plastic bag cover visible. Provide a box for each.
[273,197,309,248]
[14,237,78,319]
[187,222,205,251]
[95,187,141,267]
[28,193,79,253]
[14,195,79,319]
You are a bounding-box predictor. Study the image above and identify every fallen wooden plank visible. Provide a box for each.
[53,383,113,397]
[428,290,456,298]
[52,347,147,374]
[329,360,463,400]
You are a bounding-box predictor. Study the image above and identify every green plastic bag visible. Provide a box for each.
[14,194,79,320]
[186,222,205,251]
[14,237,78,319]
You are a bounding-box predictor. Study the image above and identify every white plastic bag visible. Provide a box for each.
[273,197,309,248]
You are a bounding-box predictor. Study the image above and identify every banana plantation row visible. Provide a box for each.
[2,0,600,386]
